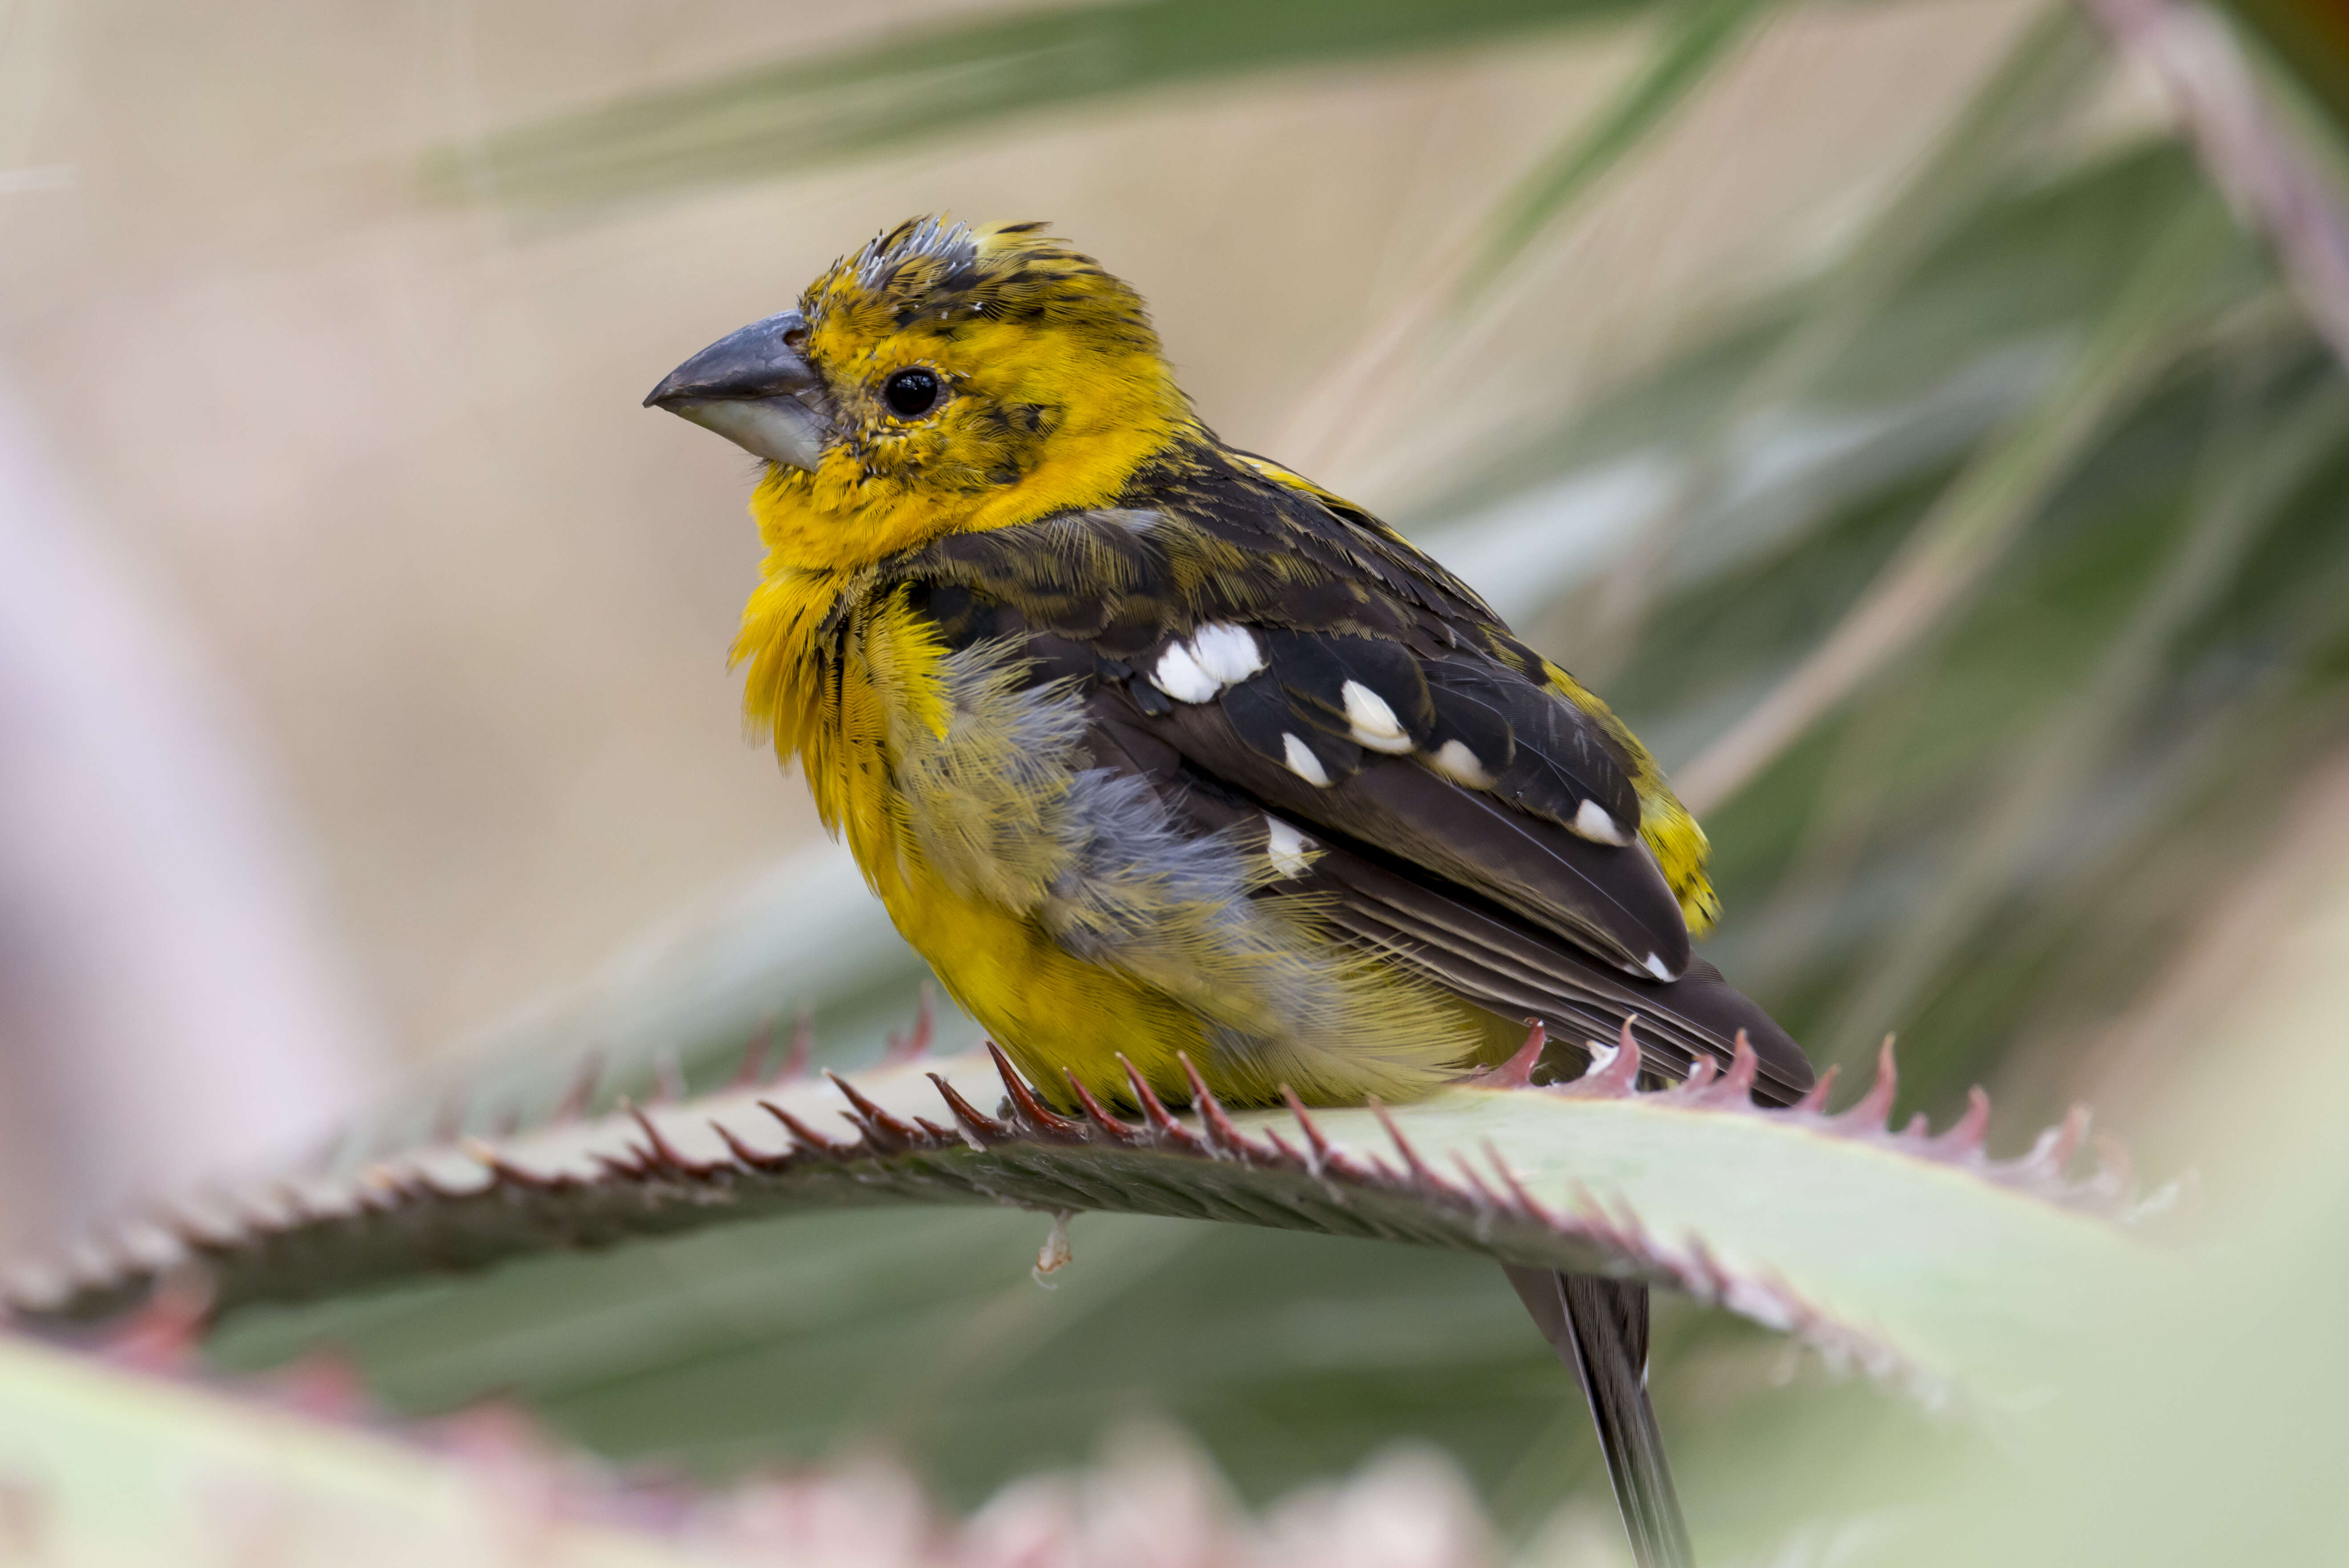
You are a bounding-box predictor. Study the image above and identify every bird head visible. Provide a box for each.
[647,218,1194,571]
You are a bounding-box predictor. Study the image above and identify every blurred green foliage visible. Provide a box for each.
[433,0,1668,210]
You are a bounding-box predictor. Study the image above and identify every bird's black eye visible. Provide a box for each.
[882,367,943,419]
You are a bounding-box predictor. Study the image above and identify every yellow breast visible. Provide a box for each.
[733,572,1484,1110]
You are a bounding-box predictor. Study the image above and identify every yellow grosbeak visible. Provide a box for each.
[649,218,1812,1568]
[648,216,1805,1110]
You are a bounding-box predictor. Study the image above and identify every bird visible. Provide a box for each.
[646,216,1813,1568]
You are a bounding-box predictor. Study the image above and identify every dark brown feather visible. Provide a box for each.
[891,437,1810,1096]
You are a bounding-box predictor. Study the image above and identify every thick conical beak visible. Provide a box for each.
[644,309,832,472]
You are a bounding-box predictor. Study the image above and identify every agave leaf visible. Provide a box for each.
[13,1031,2168,1415]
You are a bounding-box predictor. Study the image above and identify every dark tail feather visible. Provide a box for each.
[1505,1265,1694,1568]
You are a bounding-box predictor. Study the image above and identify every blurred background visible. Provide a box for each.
[4,0,2349,1557]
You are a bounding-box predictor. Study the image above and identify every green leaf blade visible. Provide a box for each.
[13,1044,2168,1414]
[432,0,1665,210]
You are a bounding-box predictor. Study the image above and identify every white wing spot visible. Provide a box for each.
[1342,680,1414,754]
[1281,732,1333,787]
[1265,816,1318,878]
[1571,799,1631,845]
[1151,641,1218,704]
[1584,1038,1621,1076]
[1643,952,1676,981]
[1189,622,1266,686]
[1429,739,1494,788]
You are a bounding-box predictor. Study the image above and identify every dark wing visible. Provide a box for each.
[898,446,1811,1103]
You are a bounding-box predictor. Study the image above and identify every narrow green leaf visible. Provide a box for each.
[1468,0,1777,291]
[1487,1,2110,672]
[429,0,1665,211]
[1812,374,2349,1061]
[1672,189,2245,813]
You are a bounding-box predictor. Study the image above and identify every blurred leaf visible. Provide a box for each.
[2224,0,2349,143]
[429,0,1679,211]
[209,1208,1563,1512]
[1810,371,2349,1062]
[1530,1,2115,672]
[1468,0,1777,290]
[1672,187,2242,812]
[0,1334,734,1565]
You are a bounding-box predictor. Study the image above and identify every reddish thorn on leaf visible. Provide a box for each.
[732,1016,776,1088]
[1176,1052,1249,1159]
[1280,1086,1350,1178]
[591,1149,646,1181]
[627,1102,696,1174]
[1678,1233,1726,1304]
[825,1070,925,1151]
[779,1010,814,1081]
[1902,1112,1930,1138]
[2089,1131,2137,1202]
[927,1072,1011,1144]
[554,1051,603,1123]
[98,1268,215,1373]
[1793,1062,1840,1115]
[1681,1053,1720,1092]
[1115,1056,1200,1150]
[269,1351,373,1422]
[759,1098,854,1157]
[2022,1103,2091,1179]
[1568,1017,1643,1096]
[984,1042,1085,1140]
[461,1137,541,1189]
[1842,1037,1900,1130]
[1257,1128,1311,1172]
[1483,1139,1557,1228]
[1369,1101,1439,1188]
[883,987,937,1064]
[651,1048,687,1105]
[1720,1031,1760,1104]
[1063,1071,1141,1143]
[711,1117,790,1171]
[1476,1019,1547,1089]
[1449,1150,1505,1211]
[1933,1085,1992,1157]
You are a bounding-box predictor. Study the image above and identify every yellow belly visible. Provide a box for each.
[767,578,1488,1109]
[874,852,1212,1106]
[868,842,1509,1111]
